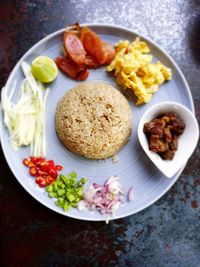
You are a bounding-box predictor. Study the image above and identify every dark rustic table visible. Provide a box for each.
[0,1,200,266]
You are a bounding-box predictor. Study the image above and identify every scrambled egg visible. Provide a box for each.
[106,38,172,105]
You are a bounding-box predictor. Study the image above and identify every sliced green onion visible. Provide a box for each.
[46,173,86,212]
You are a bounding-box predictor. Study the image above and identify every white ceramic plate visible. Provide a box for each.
[0,24,194,221]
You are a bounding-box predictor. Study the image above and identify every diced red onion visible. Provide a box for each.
[128,187,134,201]
[80,176,127,215]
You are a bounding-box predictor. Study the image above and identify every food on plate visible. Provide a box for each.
[55,23,115,80]
[78,175,124,217]
[64,32,86,64]
[54,57,89,81]
[23,157,63,187]
[55,82,132,159]
[80,26,112,65]
[112,155,119,163]
[128,187,134,201]
[106,37,172,105]
[46,172,86,211]
[1,62,49,156]
[31,56,58,83]
[143,112,185,159]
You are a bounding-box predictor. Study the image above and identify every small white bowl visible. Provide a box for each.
[138,102,199,178]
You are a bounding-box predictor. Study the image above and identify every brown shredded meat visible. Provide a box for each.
[143,112,185,160]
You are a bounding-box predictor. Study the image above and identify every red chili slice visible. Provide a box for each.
[39,161,48,172]
[29,157,37,164]
[29,166,37,177]
[56,165,63,171]
[64,32,86,64]
[45,175,54,185]
[35,158,46,168]
[30,162,36,168]
[48,168,58,179]
[48,160,55,166]
[36,176,47,187]
[37,169,47,177]
[23,158,31,167]
[23,158,36,167]
[31,157,45,164]
[23,157,63,187]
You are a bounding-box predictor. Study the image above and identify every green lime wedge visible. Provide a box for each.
[31,56,58,83]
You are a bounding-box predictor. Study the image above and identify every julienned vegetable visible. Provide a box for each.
[46,172,86,211]
[78,175,125,215]
[1,62,49,156]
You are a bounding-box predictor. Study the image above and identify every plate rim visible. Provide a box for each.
[0,23,194,221]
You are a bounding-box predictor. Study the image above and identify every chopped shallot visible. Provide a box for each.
[78,175,124,215]
[112,155,119,163]
[128,187,134,201]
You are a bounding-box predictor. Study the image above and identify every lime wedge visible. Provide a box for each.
[31,56,58,83]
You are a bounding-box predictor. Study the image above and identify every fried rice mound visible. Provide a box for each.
[55,82,132,159]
